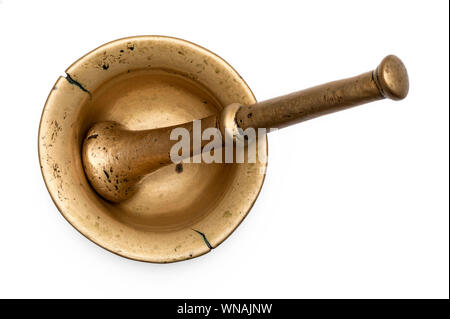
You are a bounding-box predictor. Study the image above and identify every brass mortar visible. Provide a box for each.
[38,36,408,262]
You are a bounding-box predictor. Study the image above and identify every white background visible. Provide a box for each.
[0,0,448,299]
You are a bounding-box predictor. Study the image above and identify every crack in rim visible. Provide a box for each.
[192,229,213,249]
[65,73,91,96]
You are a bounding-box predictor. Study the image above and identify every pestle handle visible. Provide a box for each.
[234,55,409,130]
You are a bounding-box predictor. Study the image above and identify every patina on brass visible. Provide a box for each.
[39,36,409,263]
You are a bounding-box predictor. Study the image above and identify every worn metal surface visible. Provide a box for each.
[39,36,408,263]
[83,115,218,202]
[39,36,267,263]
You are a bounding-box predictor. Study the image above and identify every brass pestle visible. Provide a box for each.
[82,55,409,203]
